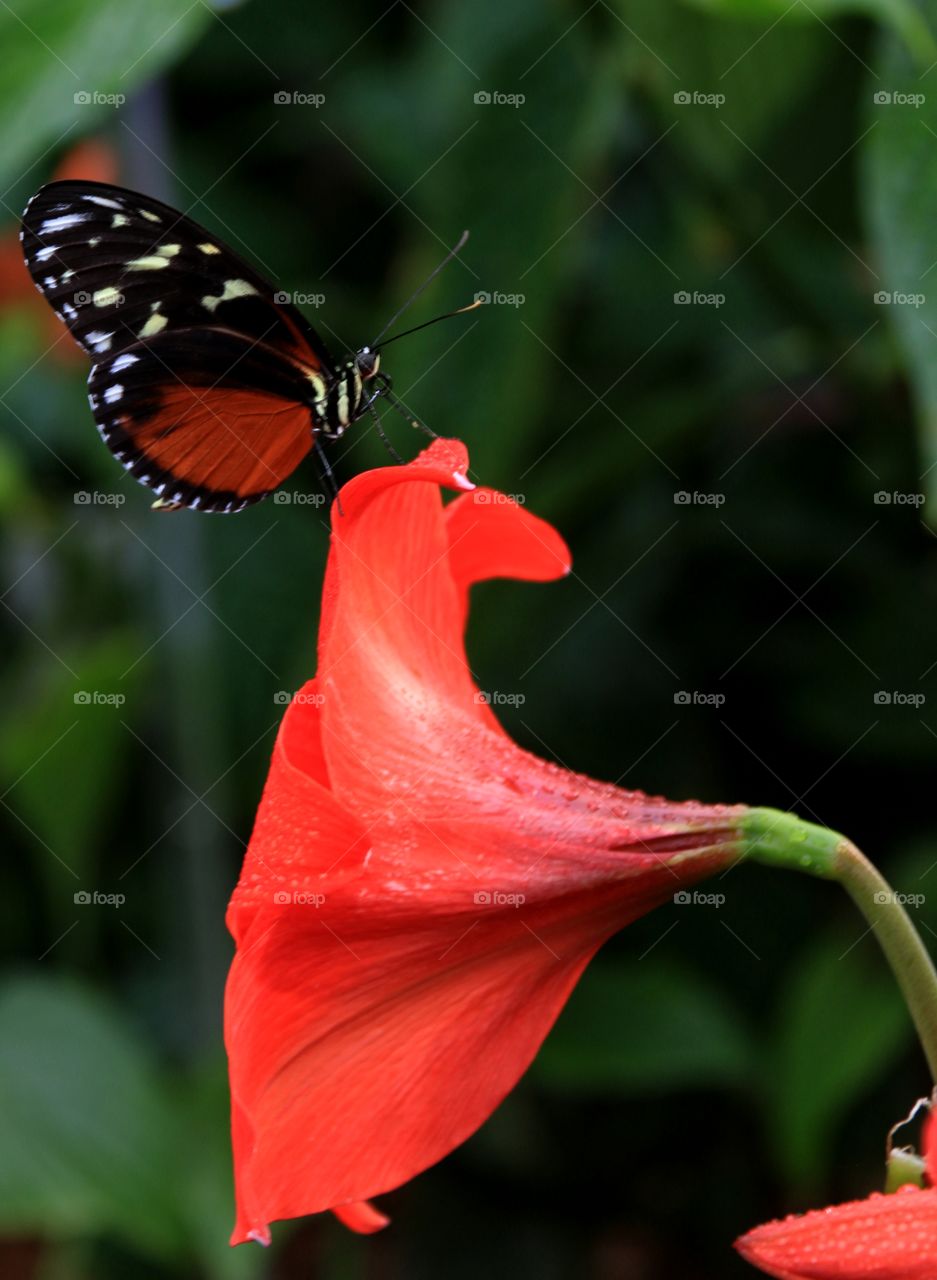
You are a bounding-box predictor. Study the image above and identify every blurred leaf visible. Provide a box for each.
[618,0,830,169]
[686,0,936,62]
[0,0,211,192]
[0,632,142,888]
[864,5,937,506]
[533,959,754,1093]
[0,974,184,1257]
[765,925,911,1191]
[172,1059,257,1280]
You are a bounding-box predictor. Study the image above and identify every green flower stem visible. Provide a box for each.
[739,807,937,1084]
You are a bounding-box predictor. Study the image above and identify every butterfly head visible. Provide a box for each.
[355,346,381,381]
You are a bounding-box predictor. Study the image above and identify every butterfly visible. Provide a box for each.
[20,180,473,513]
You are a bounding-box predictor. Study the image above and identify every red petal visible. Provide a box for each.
[331,1201,390,1234]
[226,681,370,937]
[54,137,119,184]
[736,1188,937,1279]
[226,441,745,1241]
[0,138,119,360]
[444,487,571,618]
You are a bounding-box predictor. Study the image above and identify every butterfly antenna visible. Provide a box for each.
[371,230,473,348]
[376,297,484,351]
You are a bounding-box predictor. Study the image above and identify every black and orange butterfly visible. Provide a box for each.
[21,180,475,512]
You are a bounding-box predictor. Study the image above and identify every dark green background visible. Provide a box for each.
[2,0,937,1276]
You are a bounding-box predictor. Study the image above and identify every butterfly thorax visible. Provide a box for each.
[311,347,382,439]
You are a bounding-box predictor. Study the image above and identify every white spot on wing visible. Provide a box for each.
[103,384,123,404]
[138,312,168,338]
[201,278,258,312]
[86,330,112,352]
[35,244,59,263]
[111,353,139,372]
[126,255,170,271]
[41,213,87,233]
[84,195,123,210]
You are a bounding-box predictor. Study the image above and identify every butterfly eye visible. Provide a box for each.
[356,347,380,380]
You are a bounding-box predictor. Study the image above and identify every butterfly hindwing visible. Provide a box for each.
[88,327,318,512]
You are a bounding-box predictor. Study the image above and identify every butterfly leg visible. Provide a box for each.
[312,432,344,518]
[374,377,438,442]
[368,402,405,465]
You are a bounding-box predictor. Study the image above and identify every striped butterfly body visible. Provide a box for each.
[20,180,384,512]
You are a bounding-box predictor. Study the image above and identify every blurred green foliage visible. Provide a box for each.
[3,0,937,1277]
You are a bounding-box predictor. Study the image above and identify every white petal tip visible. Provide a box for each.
[451,470,475,491]
[248,1227,272,1247]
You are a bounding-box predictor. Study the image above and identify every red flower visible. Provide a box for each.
[0,138,118,362]
[225,439,752,1244]
[736,1110,937,1278]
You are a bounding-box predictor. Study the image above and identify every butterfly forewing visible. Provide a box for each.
[20,180,338,511]
[21,181,331,365]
